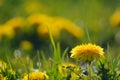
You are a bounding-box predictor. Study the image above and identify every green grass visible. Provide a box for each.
[0,0,120,80]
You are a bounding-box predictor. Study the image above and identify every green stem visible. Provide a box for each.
[85,26,91,43]
[88,63,92,80]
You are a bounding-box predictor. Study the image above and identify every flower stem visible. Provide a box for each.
[88,63,92,80]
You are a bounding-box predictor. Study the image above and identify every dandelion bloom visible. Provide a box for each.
[37,23,62,38]
[58,63,80,79]
[52,17,84,38]
[0,61,7,71]
[27,14,52,26]
[20,40,33,51]
[70,43,104,63]
[23,72,48,80]
[8,69,16,75]
[0,74,6,80]
[0,25,15,39]
[110,8,120,27]
[5,17,24,29]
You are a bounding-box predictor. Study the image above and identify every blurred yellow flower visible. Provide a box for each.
[0,74,6,80]
[0,25,15,39]
[38,16,84,38]
[27,14,52,26]
[23,72,48,80]
[27,14,84,38]
[0,61,7,71]
[0,26,2,41]
[52,17,84,38]
[8,69,16,75]
[58,63,81,79]
[20,40,33,51]
[70,43,104,63]
[37,23,62,38]
[110,8,120,27]
[5,17,25,30]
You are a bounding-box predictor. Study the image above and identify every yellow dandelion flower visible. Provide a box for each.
[58,63,75,77]
[20,40,33,51]
[70,43,104,63]
[37,22,62,38]
[0,25,15,39]
[28,14,84,39]
[63,21,84,38]
[110,8,120,27]
[23,72,48,80]
[52,17,84,38]
[27,14,52,26]
[58,63,80,79]
[0,26,3,41]
[0,74,6,80]
[8,69,16,75]
[0,61,7,72]
[5,17,25,30]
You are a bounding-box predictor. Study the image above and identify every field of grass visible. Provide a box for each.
[0,0,120,80]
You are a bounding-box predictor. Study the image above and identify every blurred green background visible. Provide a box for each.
[0,0,120,58]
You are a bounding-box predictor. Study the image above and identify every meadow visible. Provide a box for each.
[0,0,120,80]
